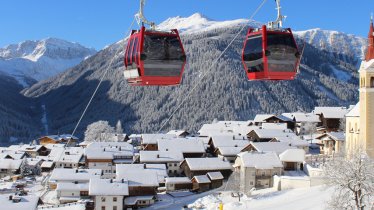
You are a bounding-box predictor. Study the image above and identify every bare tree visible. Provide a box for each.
[324,149,374,210]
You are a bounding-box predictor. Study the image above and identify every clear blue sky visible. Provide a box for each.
[1,0,373,50]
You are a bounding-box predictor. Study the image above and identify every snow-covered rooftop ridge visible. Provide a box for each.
[279,149,305,163]
[157,13,260,34]
[89,178,129,196]
[238,151,283,169]
[346,102,360,117]
[313,107,348,119]
[185,158,232,171]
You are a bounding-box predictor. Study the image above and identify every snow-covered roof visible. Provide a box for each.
[50,169,102,182]
[198,123,238,136]
[209,135,249,147]
[41,161,54,168]
[248,142,296,155]
[313,107,348,119]
[184,158,232,171]
[279,149,305,163]
[316,132,345,141]
[85,142,134,160]
[89,179,129,196]
[141,134,176,144]
[216,146,246,156]
[207,172,224,180]
[238,152,283,169]
[45,146,65,162]
[165,177,191,184]
[56,182,89,191]
[57,154,82,164]
[166,130,189,137]
[272,136,310,147]
[124,196,155,205]
[0,194,39,210]
[253,114,275,122]
[7,144,44,152]
[282,113,320,123]
[158,138,205,154]
[0,150,26,160]
[116,164,164,186]
[26,158,42,166]
[0,159,22,170]
[261,123,288,130]
[139,151,184,163]
[193,175,211,183]
[346,103,360,117]
[250,129,297,139]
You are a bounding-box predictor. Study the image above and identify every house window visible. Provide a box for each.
[262,171,265,176]
[108,163,112,166]
[113,197,117,202]
[371,77,374,88]
[101,197,106,202]
[169,170,172,173]
[174,163,177,167]
[113,206,117,210]
[101,207,105,210]
[250,181,253,185]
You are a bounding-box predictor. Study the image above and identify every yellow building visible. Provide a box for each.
[346,17,374,158]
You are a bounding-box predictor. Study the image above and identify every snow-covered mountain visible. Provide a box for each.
[0,38,97,86]
[19,13,365,142]
[157,13,259,34]
[0,13,369,144]
[294,29,368,61]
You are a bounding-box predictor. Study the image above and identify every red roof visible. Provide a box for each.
[366,17,374,61]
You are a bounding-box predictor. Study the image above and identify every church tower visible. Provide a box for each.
[359,16,374,157]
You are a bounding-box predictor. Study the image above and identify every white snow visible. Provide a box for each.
[188,186,333,210]
[157,13,260,35]
[294,28,367,60]
[0,38,96,85]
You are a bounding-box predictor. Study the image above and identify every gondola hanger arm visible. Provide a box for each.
[268,0,286,29]
[135,0,156,30]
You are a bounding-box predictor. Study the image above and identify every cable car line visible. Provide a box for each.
[71,17,137,137]
[156,0,269,133]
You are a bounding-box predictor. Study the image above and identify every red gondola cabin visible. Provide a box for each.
[124,26,186,86]
[242,25,300,80]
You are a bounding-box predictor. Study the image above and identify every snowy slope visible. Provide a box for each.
[0,38,96,86]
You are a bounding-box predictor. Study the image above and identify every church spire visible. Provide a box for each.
[366,14,374,61]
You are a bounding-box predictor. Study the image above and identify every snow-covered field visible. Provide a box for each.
[188,186,332,210]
